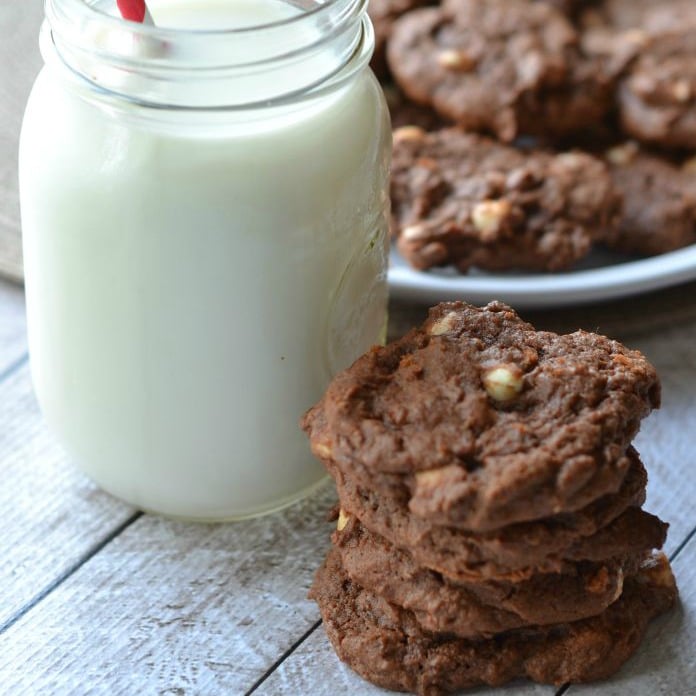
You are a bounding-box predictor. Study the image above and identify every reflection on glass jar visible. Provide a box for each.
[19,0,391,520]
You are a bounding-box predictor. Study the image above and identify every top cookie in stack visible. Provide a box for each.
[306,301,659,533]
[376,0,696,272]
[304,302,677,694]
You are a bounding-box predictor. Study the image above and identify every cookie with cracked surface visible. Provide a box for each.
[389,129,618,272]
[310,549,677,695]
[387,0,616,141]
[334,514,646,637]
[303,302,659,532]
[619,32,696,149]
[603,143,696,255]
[332,457,667,581]
[581,0,696,35]
[369,0,434,79]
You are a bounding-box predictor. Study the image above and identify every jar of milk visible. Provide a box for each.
[19,0,390,519]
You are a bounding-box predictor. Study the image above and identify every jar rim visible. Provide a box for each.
[50,0,350,36]
[43,0,373,109]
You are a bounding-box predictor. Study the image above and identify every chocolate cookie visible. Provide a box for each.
[311,549,677,695]
[333,459,667,581]
[334,515,645,637]
[387,0,616,141]
[619,32,696,149]
[369,0,434,79]
[583,0,696,35]
[603,143,696,255]
[303,302,660,532]
[388,129,619,272]
[539,0,589,16]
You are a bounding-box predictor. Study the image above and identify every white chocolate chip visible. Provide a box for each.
[471,199,511,241]
[673,79,691,103]
[437,49,476,71]
[337,509,350,531]
[415,468,446,487]
[393,126,426,144]
[612,568,625,601]
[606,142,639,166]
[312,442,332,459]
[555,152,586,170]
[483,364,524,401]
[401,223,430,241]
[429,311,459,336]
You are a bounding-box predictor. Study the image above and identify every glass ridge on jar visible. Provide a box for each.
[19,0,391,520]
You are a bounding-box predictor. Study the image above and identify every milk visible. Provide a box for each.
[20,0,390,519]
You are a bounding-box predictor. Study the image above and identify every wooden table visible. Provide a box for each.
[0,276,695,695]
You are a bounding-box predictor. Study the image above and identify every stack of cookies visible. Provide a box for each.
[303,302,678,694]
[372,0,696,272]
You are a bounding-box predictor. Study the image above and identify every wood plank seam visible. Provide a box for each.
[245,618,323,695]
[0,510,143,636]
[252,520,696,694]
[668,523,696,563]
[560,520,696,696]
[0,352,28,387]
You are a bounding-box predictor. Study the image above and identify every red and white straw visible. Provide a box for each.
[116,0,154,24]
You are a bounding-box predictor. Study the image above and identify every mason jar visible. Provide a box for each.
[19,0,390,520]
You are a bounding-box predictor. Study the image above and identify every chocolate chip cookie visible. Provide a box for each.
[619,32,696,149]
[311,549,677,695]
[303,302,660,532]
[387,0,616,141]
[583,0,696,35]
[333,460,667,581]
[334,515,645,637]
[604,143,696,255]
[369,0,434,79]
[389,129,618,272]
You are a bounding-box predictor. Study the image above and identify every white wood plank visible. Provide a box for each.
[254,622,556,696]
[258,320,696,693]
[565,530,696,696]
[0,481,338,694]
[0,278,27,374]
[629,321,696,555]
[0,0,43,282]
[0,364,135,628]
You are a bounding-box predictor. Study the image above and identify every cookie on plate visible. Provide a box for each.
[581,0,696,35]
[604,143,696,255]
[368,0,434,79]
[389,128,619,272]
[310,548,677,695]
[303,302,659,533]
[387,0,616,141]
[618,32,696,149]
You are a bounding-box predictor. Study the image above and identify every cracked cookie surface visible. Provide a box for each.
[389,129,619,272]
[303,302,660,532]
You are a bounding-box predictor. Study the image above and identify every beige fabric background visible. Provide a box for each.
[0,2,44,282]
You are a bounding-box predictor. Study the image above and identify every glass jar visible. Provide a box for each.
[19,0,390,520]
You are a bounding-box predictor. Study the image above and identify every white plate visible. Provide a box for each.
[388,244,696,309]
